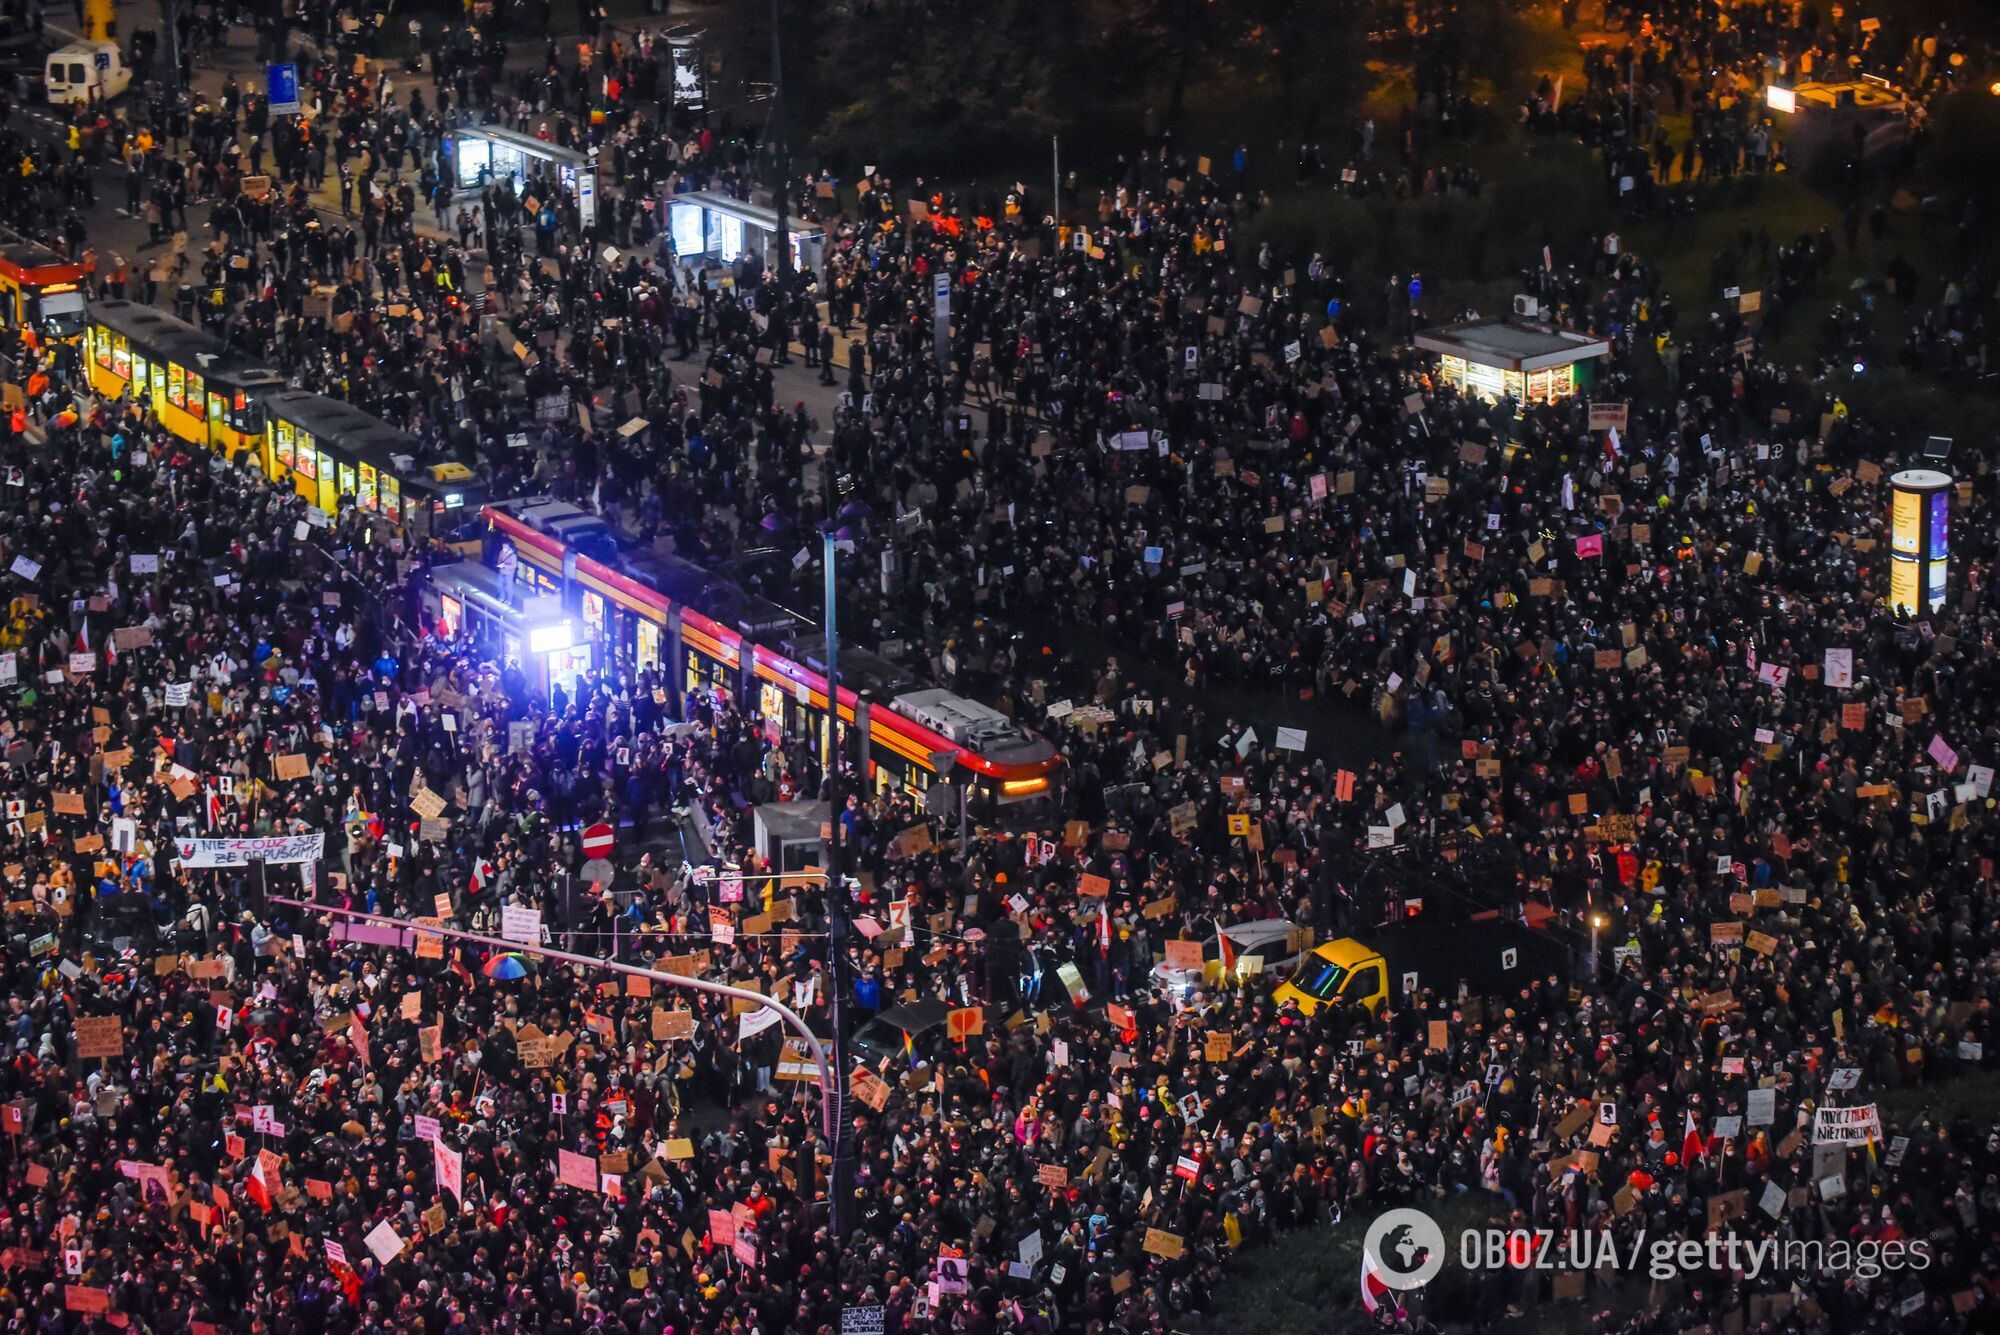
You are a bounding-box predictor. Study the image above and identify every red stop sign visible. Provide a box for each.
[580,823,615,859]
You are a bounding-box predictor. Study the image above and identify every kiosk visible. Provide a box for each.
[1414,318,1611,404]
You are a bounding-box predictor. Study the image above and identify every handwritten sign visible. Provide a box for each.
[74,1016,123,1059]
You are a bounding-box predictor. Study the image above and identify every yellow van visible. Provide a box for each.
[1274,938,1391,1015]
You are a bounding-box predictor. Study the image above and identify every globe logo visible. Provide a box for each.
[1363,1207,1447,1290]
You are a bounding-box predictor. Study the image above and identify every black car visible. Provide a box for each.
[0,14,51,101]
[850,998,951,1069]
[81,894,162,957]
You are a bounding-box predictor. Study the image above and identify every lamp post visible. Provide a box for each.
[767,0,791,291]
[1588,910,1607,980]
[820,476,871,1238]
[258,892,839,1140]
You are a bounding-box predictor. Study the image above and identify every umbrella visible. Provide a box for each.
[759,511,793,532]
[482,953,532,980]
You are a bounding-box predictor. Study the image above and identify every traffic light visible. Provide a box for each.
[243,858,268,914]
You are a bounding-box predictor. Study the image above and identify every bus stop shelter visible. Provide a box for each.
[666,191,822,273]
[449,127,598,227]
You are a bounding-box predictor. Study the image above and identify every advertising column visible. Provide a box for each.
[1888,469,1952,616]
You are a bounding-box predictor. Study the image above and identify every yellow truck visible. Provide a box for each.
[1274,937,1391,1015]
[1274,923,1572,1016]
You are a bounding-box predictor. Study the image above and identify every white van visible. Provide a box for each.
[44,40,130,106]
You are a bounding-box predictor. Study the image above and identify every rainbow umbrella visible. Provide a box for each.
[482,953,533,980]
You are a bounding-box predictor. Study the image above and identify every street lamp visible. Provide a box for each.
[820,485,869,1238]
[1588,911,1608,978]
[767,0,791,292]
[255,887,839,1141]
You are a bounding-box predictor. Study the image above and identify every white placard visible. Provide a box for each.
[363,1219,406,1264]
[1812,1103,1880,1145]
[500,905,542,946]
[1018,1231,1043,1266]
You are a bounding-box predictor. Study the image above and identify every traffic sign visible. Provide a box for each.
[267,63,300,117]
[580,823,615,859]
[580,858,615,889]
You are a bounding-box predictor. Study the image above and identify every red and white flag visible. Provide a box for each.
[433,1139,463,1205]
[245,1153,275,1213]
[1361,1249,1394,1314]
[1681,1110,1707,1163]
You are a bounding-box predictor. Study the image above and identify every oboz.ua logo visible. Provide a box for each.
[1362,1208,1447,1290]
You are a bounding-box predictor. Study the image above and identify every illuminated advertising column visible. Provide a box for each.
[1888,469,1952,616]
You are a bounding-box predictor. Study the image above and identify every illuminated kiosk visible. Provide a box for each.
[1414,318,1611,404]
[1889,469,1951,616]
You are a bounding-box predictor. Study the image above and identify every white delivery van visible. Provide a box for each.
[44,40,130,106]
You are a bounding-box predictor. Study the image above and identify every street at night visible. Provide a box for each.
[0,0,1995,1331]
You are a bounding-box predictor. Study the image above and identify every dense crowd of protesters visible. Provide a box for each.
[0,3,1995,1334]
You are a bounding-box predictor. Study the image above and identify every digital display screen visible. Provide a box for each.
[1890,557,1919,616]
[1891,488,1920,556]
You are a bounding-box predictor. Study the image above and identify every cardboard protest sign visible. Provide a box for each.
[74,1016,123,1059]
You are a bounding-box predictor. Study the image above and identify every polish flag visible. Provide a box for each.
[1217,929,1238,980]
[246,1154,275,1213]
[1681,1110,1706,1163]
[1361,1249,1395,1314]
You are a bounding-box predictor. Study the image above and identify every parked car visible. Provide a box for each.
[44,39,130,107]
[851,997,950,1068]
[1149,918,1304,996]
[81,893,161,957]
[0,14,52,101]
[1273,938,1392,1016]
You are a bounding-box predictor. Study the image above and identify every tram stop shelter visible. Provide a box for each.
[666,191,823,274]
[1414,318,1611,404]
[449,127,598,227]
